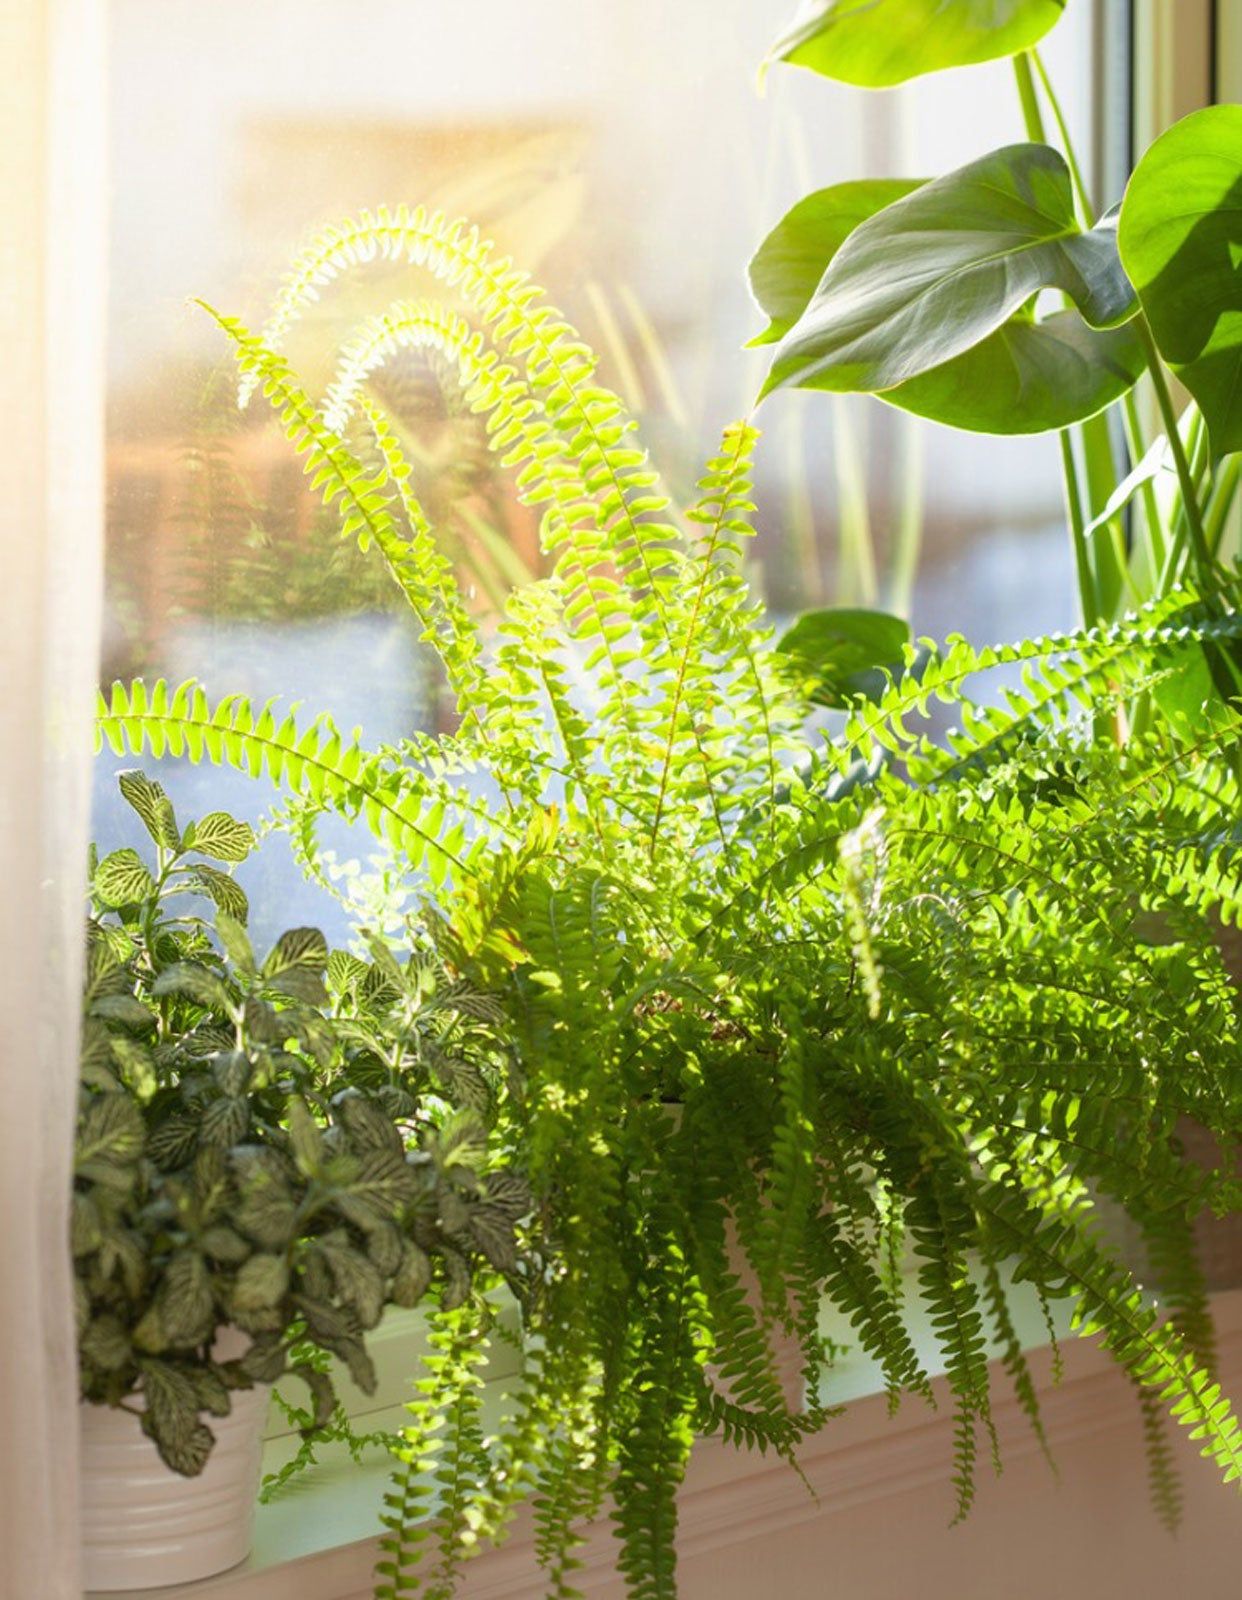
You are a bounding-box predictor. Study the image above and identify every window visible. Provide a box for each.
[99,1,1099,944]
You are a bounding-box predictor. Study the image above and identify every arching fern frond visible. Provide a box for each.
[833,595,1242,786]
[197,304,491,725]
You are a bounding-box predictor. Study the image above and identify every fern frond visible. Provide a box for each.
[374,1306,493,1600]
[980,1257,1054,1472]
[198,304,495,726]
[831,595,1242,786]
[908,1180,998,1520]
[1135,1380,1185,1535]
[979,1182,1242,1488]
[648,420,788,855]
[95,679,481,886]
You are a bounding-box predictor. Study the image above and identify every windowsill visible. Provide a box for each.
[87,1287,1242,1600]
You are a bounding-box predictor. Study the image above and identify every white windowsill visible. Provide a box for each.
[87,1287,1242,1600]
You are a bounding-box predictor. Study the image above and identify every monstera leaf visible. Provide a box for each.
[884,310,1146,434]
[748,179,924,344]
[750,165,1144,432]
[760,145,1138,403]
[778,607,910,707]
[1119,105,1242,457]
[764,0,1067,88]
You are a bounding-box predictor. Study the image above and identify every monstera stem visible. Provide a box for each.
[1137,316,1216,593]
[1022,50,1215,601]
[1011,52,1098,625]
[1031,50,1093,220]
[1012,52,1046,145]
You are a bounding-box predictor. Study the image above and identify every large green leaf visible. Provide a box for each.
[1118,105,1242,456]
[884,310,1146,434]
[140,1361,216,1476]
[261,926,328,1002]
[391,1241,432,1308]
[777,607,910,707]
[76,1094,145,1177]
[749,169,1143,432]
[760,144,1138,401]
[764,0,1067,88]
[187,864,249,924]
[156,1250,215,1346]
[748,179,924,345]
[186,811,256,864]
[233,1253,291,1314]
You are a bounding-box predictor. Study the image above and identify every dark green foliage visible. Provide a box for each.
[76,774,525,1475]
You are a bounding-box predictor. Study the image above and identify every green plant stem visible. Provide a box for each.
[832,395,877,605]
[1079,412,1125,620]
[1012,52,1046,142]
[1026,48,1134,622]
[1156,412,1212,591]
[1012,53,1098,627]
[1060,433,1098,625]
[1031,49,1093,220]
[1121,391,1166,582]
[1187,406,1211,498]
[1137,317,1215,592]
[889,417,924,618]
[1205,456,1242,559]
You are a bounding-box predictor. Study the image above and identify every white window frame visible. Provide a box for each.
[1132,0,1219,146]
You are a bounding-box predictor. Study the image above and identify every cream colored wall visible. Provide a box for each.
[472,1293,1242,1600]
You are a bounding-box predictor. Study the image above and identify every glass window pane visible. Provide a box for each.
[101,0,1098,938]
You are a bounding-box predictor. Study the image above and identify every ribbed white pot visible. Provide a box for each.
[80,1374,269,1592]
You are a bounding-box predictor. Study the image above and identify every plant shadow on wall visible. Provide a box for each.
[87,6,1242,1599]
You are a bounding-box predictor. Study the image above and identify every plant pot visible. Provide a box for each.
[80,1364,269,1592]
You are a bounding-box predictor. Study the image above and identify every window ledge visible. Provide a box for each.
[88,1289,1242,1600]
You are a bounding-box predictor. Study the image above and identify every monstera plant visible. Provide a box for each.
[755,3,1242,722]
[763,0,1068,88]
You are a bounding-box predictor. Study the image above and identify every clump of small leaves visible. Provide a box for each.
[75,770,528,1475]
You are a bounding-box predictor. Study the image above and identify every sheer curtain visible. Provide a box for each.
[0,1,105,1595]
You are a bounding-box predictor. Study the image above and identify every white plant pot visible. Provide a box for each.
[80,1371,269,1592]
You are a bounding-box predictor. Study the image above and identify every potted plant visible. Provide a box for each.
[76,771,527,1590]
[752,0,1242,711]
[752,0,1242,1287]
[91,208,1242,1598]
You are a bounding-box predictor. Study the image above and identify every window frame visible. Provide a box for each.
[1131,0,1218,149]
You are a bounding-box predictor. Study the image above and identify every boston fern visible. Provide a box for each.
[94,214,1242,1595]
[77,771,526,1476]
